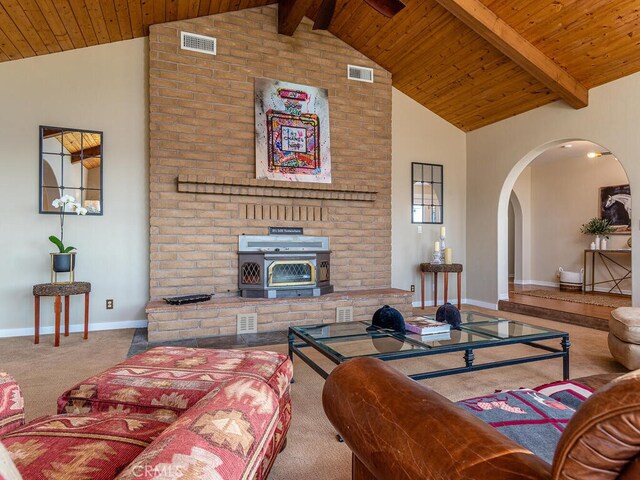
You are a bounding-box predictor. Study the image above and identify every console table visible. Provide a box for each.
[420,263,463,310]
[582,249,631,294]
[33,282,91,346]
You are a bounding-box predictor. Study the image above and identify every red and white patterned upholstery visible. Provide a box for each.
[0,372,24,437]
[0,347,293,479]
[116,376,280,480]
[58,347,293,418]
[3,413,171,479]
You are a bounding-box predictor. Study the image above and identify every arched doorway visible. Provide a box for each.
[509,191,524,285]
[498,139,632,304]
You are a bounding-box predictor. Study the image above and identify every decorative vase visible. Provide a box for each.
[601,238,608,250]
[50,252,76,284]
[594,235,601,250]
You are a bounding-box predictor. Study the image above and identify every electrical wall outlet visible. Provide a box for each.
[417,226,423,233]
[410,285,415,292]
[106,299,114,310]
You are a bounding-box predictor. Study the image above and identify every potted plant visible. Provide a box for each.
[580,217,615,250]
[49,195,87,282]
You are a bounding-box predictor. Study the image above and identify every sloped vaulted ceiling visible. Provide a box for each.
[1,0,639,131]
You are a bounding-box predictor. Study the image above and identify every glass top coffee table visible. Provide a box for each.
[288,310,570,381]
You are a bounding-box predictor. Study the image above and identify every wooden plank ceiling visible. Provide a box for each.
[1,0,640,130]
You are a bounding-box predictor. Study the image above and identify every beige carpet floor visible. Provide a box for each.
[509,288,631,308]
[0,307,626,480]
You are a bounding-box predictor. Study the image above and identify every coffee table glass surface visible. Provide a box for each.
[288,310,570,381]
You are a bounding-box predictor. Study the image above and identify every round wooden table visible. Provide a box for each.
[419,263,463,310]
[33,282,91,346]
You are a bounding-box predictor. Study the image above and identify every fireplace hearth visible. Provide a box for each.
[238,235,333,298]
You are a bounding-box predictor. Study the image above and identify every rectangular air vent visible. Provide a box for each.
[237,313,257,334]
[181,31,216,55]
[336,307,353,323]
[347,65,373,83]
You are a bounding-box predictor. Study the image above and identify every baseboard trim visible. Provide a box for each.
[528,280,559,288]
[514,280,632,296]
[0,320,148,338]
[412,299,471,308]
[411,298,498,310]
[465,299,498,310]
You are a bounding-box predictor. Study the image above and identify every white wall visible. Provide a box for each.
[0,38,149,335]
[467,71,640,305]
[512,168,532,283]
[508,200,514,277]
[391,89,467,305]
[528,155,630,290]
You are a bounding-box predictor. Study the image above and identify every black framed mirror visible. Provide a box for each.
[411,162,443,224]
[39,125,103,215]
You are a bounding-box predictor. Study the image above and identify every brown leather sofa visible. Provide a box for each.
[322,357,640,480]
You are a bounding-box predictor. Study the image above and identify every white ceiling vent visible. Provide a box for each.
[347,65,374,83]
[181,31,216,55]
[237,313,258,334]
[336,307,353,323]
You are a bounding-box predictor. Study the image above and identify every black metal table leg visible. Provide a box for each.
[288,328,295,383]
[561,336,571,380]
[464,349,474,367]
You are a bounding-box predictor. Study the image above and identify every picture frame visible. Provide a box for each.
[599,184,631,234]
[255,77,331,184]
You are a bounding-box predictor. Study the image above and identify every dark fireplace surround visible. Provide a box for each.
[238,235,334,298]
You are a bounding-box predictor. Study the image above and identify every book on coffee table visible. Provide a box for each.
[420,331,451,342]
[405,316,450,335]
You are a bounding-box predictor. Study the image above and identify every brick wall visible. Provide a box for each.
[146,289,413,340]
[149,6,393,301]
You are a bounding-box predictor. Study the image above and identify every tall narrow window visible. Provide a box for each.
[411,163,443,224]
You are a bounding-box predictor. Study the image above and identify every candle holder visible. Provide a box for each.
[440,235,446,253]
[431,250,443,264]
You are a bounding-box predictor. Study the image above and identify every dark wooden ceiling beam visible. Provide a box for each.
[278,0,314,36]
[434,0,588,109]
[70,145,102,163]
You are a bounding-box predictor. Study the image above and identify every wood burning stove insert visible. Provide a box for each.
[238,235,333,298]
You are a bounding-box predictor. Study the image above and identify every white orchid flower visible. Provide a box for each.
[52,199,63,208]
[75,206,88,216]
[60,194,76,204]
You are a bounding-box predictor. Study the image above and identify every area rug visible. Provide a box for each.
[510,289,631,308]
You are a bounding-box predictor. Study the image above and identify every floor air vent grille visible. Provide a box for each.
[336,307,353,323]
[237,313,258,334]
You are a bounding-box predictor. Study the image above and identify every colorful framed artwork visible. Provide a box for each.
[255,77,331,183]
[600,184,631,233]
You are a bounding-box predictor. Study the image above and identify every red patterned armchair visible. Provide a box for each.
[0,347,293,479]
[0,372,24,437]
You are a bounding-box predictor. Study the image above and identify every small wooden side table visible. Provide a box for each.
[33,282,91,347]
[420,263,463,310]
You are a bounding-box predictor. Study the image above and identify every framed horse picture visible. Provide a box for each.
[600,184,631,233]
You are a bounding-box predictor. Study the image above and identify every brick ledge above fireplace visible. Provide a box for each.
[146,288,413,342]
[177,175,378,202]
